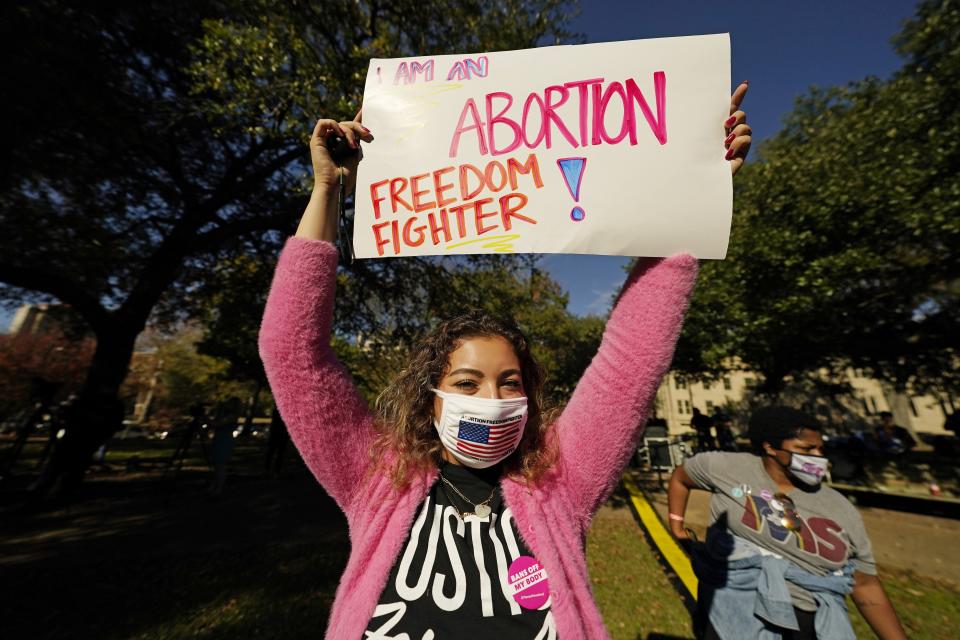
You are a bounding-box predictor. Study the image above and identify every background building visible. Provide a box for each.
[8,303,86,337]
[655,366,953,439]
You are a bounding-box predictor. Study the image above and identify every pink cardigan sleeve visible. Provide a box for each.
[258,236,376,514]
[554,255,699,520]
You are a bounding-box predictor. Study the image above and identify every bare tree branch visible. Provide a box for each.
[0,262,109,332]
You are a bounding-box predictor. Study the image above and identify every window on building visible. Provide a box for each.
[677,400,685,414]
[702,380,711,390]
[744,377,756,389]
[723,377,732,390]
[675,376,686,389]
[684,400,691,414]
[706,400,714,412]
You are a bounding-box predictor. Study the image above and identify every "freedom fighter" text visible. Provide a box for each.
[368,154,545,256]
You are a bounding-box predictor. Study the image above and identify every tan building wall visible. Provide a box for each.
[9,303,59,336]
[8,303,87,338]
[654,367,953,437]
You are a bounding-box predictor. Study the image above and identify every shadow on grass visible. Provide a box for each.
[0,452,351,640]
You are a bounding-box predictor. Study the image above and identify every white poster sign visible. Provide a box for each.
[354,34,732,259]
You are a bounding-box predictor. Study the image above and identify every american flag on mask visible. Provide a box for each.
[456,415,524,459]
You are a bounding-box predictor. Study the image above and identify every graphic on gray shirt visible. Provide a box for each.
[683,451,876,611]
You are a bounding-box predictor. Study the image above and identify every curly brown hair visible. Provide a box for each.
[371,310,557,488]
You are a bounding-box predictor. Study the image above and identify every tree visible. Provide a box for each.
[430,261,606,403]
[0,0,578,496]
[334,257,605,405]
[152,325,251,422]
[674,0,959,396]
[0,330,94,418]
[192,255,275,429]
[2,0,305,495]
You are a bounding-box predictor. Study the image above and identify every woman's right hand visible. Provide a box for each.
[309,115,373,194]
[296,115,373,242]
[671,521,691,541]
[672,523,698,556]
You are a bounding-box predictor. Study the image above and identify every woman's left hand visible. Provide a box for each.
[724,81,751,176]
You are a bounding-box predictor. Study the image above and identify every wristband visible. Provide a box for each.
[668,513,685,522]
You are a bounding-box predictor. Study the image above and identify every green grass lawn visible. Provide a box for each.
[588,502,696,639]
[848,569,960,639]
[2,438,959,639]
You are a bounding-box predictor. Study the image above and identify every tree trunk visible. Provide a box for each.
[30,323,139,498]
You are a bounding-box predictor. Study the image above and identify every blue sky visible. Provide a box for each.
[1,1,920,331]
[545,0,920,316]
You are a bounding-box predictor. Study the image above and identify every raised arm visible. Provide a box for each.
[553,254,699,518]
[258,116,375,514]
[553,82,750,520]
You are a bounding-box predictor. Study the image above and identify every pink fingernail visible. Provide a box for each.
[742,80,750,85]
[724,132,736,145]
[725,116,737,127]
[725,147,735,160]
[361,126,371,133]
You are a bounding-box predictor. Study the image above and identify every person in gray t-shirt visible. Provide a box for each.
[668,406,906,640]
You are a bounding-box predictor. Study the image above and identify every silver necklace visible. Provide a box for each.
[439,472,496,519]
[439,483,478,521]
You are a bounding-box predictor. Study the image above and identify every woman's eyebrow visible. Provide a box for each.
[499,368,522,378]
[448,367,484,377]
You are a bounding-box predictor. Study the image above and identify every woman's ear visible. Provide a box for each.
[432,394,443,425]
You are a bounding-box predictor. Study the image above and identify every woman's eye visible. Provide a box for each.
[453,380,478,389]
[503,379,522,388]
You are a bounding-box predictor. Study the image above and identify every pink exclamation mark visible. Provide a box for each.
[557,157,587,222]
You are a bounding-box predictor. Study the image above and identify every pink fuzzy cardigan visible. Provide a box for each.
[258,237,698,639]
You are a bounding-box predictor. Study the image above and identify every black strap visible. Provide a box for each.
[336,166,355,265]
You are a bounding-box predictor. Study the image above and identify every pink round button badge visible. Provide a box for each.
[507,555,550,610]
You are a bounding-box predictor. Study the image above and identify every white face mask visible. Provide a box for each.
[432,388,528,469]
[786,452,829,486]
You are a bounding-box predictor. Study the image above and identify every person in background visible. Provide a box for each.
[713,408,737,452]
[873,411,916,455]
[668,406,906,640]
[208,397,243,497]
[711,405,726,425]
[264,403,290,477]
[944,410,960,437]
[692,407,716,452]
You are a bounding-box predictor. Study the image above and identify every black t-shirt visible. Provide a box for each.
[364,461,556,639]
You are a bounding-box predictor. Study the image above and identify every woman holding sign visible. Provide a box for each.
[259,84,751,639]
